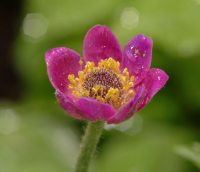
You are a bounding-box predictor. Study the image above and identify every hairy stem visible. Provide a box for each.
[75,121,104,172]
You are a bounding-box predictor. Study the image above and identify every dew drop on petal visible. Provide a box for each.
[130,45,135,50]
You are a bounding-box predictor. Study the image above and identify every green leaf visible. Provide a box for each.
[176,143,200,169]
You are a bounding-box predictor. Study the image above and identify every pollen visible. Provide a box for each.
[68,58,135,109]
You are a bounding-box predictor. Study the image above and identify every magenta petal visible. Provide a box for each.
[45,47,80,93]
[108,87,144,124]
[123,34,153,85]
[136,68,169,111]
[77,97,116,121]
[83,25,122,64]
[55,91,85,120]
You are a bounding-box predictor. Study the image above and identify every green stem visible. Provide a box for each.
[75,121,104,172]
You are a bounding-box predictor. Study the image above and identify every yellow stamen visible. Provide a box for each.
[68,85,74,90]
[92,85,101,94]
[105,88,120,102]
[67,58,135,109]
[68,74,76,85]
[128,82,134,87]
[130,76,135,82]
[129,90,135,97]
[96,96,105,102]
[79,59,83,66]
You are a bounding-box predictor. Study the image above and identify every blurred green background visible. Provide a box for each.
[0,0,200,171]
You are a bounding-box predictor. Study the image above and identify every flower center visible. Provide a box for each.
[83,69,123,97]
[68,58,135,109]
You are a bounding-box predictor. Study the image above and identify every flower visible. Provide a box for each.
[45,25,168,124]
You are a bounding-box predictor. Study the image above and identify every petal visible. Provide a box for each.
[77,97,116,121]
[83,25,122,64]
[45,47,80,93]
[55,91,85,120]
[107,87,144,124]
[123,34,153,85]
[136,68,169,111]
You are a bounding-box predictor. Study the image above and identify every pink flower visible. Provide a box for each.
[45,25,168,124]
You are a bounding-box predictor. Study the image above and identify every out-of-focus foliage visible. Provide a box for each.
[0,0,200,171]
[0,102,79,172]
[176,143,200,169]
[95,125,195,172]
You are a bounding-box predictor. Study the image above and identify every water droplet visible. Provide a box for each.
[101,45,106,49]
